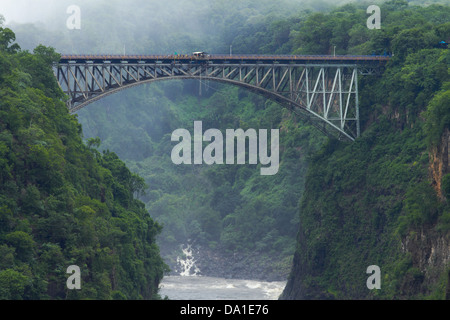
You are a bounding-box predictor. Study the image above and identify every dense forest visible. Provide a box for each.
[0,0,449,299]
[0,22,167,299]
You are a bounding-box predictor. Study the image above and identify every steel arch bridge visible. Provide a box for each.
[55,54,389,141]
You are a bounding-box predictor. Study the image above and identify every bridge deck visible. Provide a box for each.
[59,54,390,65]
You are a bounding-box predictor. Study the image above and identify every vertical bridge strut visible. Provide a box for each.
[55,55,388,141]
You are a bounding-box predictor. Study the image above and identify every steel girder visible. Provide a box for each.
[55,61,365,141]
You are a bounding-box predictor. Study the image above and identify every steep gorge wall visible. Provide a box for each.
[281,123,450,300]
[400,129,450,298]
[401,228,450,297]
[430,128,449,199]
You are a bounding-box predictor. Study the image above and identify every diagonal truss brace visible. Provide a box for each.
[55,61,364,141]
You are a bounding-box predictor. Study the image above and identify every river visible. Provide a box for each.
[159,243,286,300]
[159,276,286,300]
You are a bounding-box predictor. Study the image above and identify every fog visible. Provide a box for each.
[3,0,444,54]
[1,0,63,24]
[0,0,366,54]
[0,0,355,25]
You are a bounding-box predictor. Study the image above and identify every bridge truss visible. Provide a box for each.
[55,55,387,141]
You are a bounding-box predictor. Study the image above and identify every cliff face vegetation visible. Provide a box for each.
[0,26,167,300]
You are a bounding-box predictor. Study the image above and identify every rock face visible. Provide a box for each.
[195,246,290,282]
[401,228,450,297]
[429,128,449,199]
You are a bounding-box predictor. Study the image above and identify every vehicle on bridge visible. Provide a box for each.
[192,52,209,58]
[437,40,448,49]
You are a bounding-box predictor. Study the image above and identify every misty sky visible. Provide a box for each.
[1,0,338,53]
[0,0,361,25]
[1,0,66,24]
[3,0,441,54]
[1,0,447,26]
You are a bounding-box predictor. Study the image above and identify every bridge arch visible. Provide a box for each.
[55,54,388,141]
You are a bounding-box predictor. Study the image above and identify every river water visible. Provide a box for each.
[159,276,286,300]
[159,243,286,300]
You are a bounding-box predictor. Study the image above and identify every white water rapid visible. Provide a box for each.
[176,243,201,276]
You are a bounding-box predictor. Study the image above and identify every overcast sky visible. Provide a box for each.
[0,0,403,54]
[1,0,64,24]
[0,0,364,25]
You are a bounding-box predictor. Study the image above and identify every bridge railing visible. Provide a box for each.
[59,54,390,63]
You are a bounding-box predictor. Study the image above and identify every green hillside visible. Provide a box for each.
[0,25,167,300]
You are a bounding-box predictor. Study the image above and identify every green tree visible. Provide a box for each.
[0,16,20,53]
[4,231,35,261]
[425,82,450,146]
[0,269,29,300]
